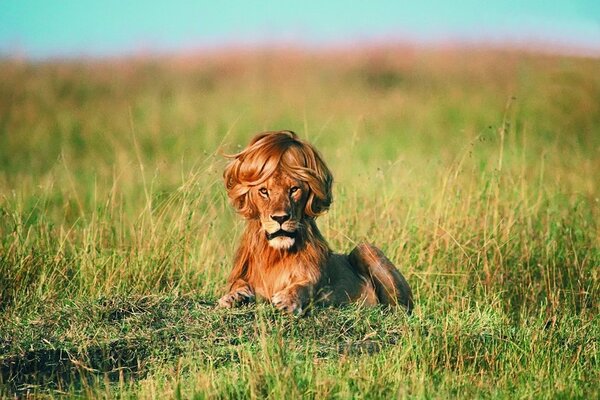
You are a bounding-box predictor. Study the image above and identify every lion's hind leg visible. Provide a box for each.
[348,242,413,313]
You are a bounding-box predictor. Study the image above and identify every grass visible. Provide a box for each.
[0,47,599,398]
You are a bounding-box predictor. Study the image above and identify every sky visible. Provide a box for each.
[1,1,599,58]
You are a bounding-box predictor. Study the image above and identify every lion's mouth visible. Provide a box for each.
[266,230,296,241]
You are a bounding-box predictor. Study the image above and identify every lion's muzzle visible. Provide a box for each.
[264,224,297,250]
[262,212,299,250]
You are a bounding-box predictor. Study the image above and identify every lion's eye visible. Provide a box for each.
[258,188,269,197]
[290,186,300,194]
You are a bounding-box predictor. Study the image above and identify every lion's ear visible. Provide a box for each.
[304,146,333,218]
[223,157,258,219]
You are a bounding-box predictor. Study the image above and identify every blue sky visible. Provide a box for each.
[1,1,599,58]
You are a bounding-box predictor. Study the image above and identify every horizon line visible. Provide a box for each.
[2,38,599,62]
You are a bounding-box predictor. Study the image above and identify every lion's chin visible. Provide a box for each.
[268,236,296,250]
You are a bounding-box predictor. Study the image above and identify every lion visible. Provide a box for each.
[218,130,413,315]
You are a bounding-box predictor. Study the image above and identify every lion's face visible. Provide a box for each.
[250,172,308,250]
[224,130,333,250]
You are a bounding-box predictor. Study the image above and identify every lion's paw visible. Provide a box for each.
[272,291,303,315]
[218,287,255,308]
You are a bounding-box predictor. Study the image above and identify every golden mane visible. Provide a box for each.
[223,130,332,219]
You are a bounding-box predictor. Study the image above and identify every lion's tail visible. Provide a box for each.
[348,242,413,314]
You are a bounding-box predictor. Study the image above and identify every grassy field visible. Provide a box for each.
[0,47,598,398]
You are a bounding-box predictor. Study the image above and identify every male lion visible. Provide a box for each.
[218,130,413,314]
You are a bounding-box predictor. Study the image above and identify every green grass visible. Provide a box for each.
[1,48,599,398]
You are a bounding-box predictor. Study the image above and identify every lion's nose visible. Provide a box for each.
[271,214,290,225]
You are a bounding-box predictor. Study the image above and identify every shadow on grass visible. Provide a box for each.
[0,296,207,396]
[1,338,148,395]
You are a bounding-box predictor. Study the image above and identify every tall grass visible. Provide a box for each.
[1,48,598,398]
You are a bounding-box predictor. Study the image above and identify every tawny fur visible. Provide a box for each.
[218,130,413,314]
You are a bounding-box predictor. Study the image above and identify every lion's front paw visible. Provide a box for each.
[272,290,303,315]
[218,286,255,308]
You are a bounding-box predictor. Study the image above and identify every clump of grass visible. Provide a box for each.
[0,48,598,397]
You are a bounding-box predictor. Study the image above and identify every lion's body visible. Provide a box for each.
[227,220,386,308]
[218,130,413,314]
